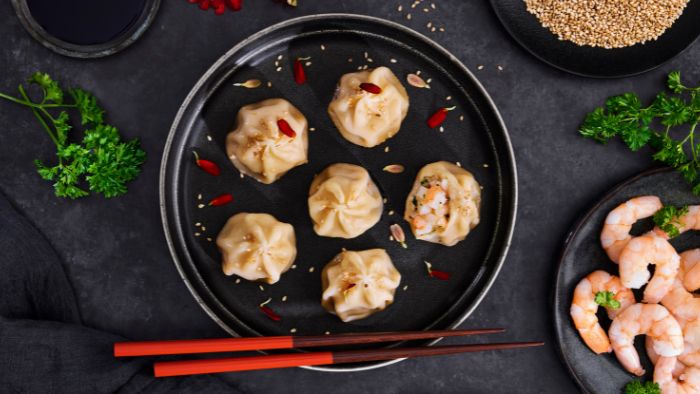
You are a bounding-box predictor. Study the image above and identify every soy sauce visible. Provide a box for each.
[26,0,147,46]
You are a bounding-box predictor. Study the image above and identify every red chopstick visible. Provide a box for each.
[153,341,544,377]
[114,328,504,357]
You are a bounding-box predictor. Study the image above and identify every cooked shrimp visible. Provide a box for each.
[619,233,680,303]
[601,196,662,263]
[661,250,700,325]
[411,176,450,236]
[570,271,636,354]
[609,303,684,376]
[647,337,686,378]
[654,205,700,240]
[682,249,700,292]
[680,319,700,370]
[654,357,700,394]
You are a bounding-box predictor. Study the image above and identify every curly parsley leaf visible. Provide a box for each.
[653,205,688,238]
[594,291,621,310]
[625,380,660,394]
[1,72,145,199]
[580,71,700,194]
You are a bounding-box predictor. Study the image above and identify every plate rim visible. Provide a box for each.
[488,0,700,79]
[159,13,518,372]
[552,166,673,392]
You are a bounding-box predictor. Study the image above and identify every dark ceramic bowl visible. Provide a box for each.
[490,0,700,78]
[11,0,160,58]
[160,14,517,372]
[554,167,700,392]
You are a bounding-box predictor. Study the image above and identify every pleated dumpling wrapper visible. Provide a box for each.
[321,249,401,322]
[308,163,383,238]
[328,66,409,148]
[404,161,481,246]
[226,98,308,184]
[216,213,296,284]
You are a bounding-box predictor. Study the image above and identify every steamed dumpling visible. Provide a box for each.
[226,98,308,184]
[404,161,481,246]
[328,66,409,148]
[321,249,401,322]
[216,213,296,284]
[308,163,383,238]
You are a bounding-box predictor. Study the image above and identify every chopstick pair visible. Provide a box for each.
[113,329,544,377]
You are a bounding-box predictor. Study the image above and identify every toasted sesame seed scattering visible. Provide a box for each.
[524,0,689,48]
[276,66,282,72]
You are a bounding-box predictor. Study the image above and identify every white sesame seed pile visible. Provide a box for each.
[524,0,689,49]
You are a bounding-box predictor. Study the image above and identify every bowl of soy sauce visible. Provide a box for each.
[12,0,161,58]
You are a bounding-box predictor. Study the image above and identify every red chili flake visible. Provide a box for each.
[277,119,297,138]
[430,270,451,280]
[427,106,457,128]
[424,261,450,281]
[192,151,221,176]
[227,0,242,11]
[293,57,310,84]
[208,193,233,206]
[259,298,281,321]
[360,82,382,94]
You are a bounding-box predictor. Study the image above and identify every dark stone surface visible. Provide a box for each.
[0,1,697,393]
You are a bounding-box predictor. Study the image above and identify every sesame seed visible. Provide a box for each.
[325,331,330,335]
[384,146,390,153]
[364,51,368,58]
[403,285,409,291]
[348,58,353,62]
[305,61,312,66]
[483,163,489,168]
[240,173,244,178]
[388,210,395,216]
[259,285,265,291]
[235,278,241,284]
[195,232,201,237]
[390,58,397,63]
[197,193,202,200]
[427,22,432,28]
[383,197,388,203]
[277,54,283,60]
[477,65,484,70]
[431,3,436,9]
[290,328,297,333]
[201,226,206,231]
[207,135,212,141]
[431,27,436,32]
[398,5,403,11]
[276,66,282,72]
[206,237,212,242]
[390,235,394,241]
[309,266,315,273]
[446,95,452,100]
[426,78,432,83]
[416,70,421,75]
[267,81,272,88]
[459,115,464,121]
[439,27,445,32]
[291,265,297,269]
[439,126,444,132]
[195,222,201,226]
[321,44,326,50]
[497,65,504,71]
[197,204,205,209]
[456,161,462,167]
[282,295,288,302]
[406,13,412,20]
[423,8,429,12]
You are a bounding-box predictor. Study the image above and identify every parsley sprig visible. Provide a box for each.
[653,205,688,238]
[0,72,145,198]
[580,71,700,193]
[625,380,660,394]
[594,291,620,309]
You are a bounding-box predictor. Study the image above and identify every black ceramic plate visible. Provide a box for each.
[160,14,517,372]
[554,167,700,392]
[11,0,160,58]
[490,0,700,78]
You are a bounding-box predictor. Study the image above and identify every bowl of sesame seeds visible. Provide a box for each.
[491,0,700,77]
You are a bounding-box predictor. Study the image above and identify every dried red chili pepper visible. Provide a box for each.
[259,298,281,321]
[430,270,451,280]
[208,193,233,206]
[427,106,457,128]
[193,151,221,176]
[227,0,242,11]
[211,0,226,14]
[293,58,308,84]
[359,82,382,94]
[277,119,297,138]
[198,0,211,10]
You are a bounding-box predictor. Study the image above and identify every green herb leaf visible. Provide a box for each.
[653,205,688,238]
[625,380,660,394]
[0,72,145,199]
[29,72,63,104]
[594,291,621,310]
[580,71,700,195]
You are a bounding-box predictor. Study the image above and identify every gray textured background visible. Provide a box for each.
[1,1,698,393]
